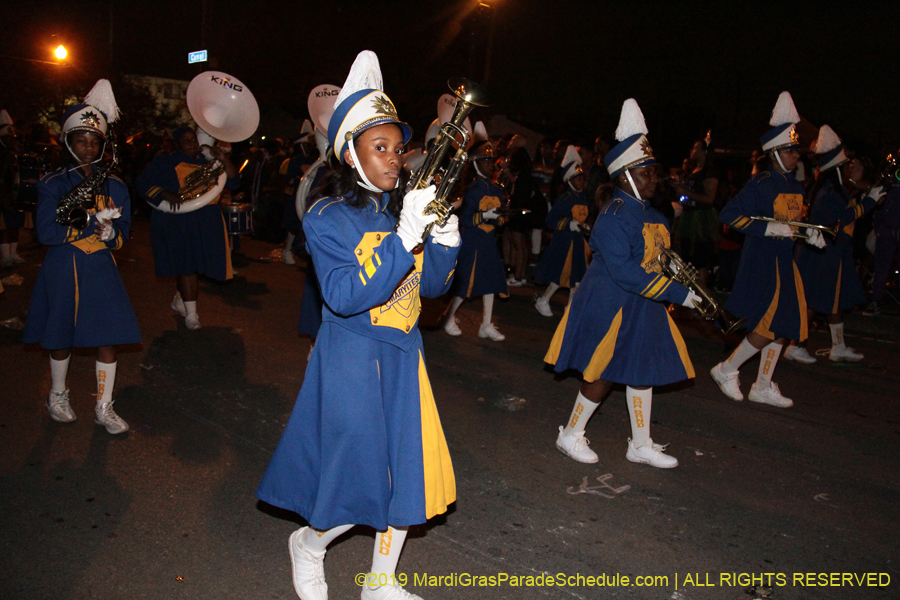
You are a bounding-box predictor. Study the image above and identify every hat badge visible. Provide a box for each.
[372,95,398,119]
[789,127,799,144]
[80,110,101,128]
[640,137,653,158]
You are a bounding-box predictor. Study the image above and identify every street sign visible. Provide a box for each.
[188,50,208,64]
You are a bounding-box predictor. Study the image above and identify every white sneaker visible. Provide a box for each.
[626,438,678,469]
[361,581,423,600]
[47,389,76,423]
[506,276,523,287]
[478,322,505,341]
[555,426,599,463]
[185,313,202,330]
[282,249,297,265]
[9,253,25,265]
[783,345,816,364]
[748,382,793,408]
[95,401,129,434]
[829,345,863,362]
[443,317,462,336]
[171,293,187,317]
[710,362,743,401]
[289,528,328,600]
[535,297,553,317]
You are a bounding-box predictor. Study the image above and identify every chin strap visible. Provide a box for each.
[625,169,643,201]
[347,137,382,193]
[474,161,490,180]
[773,149,789,173]
[836,168,843,186]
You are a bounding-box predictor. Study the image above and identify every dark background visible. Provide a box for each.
[3,0,898,164]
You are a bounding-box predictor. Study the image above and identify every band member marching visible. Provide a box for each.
[22,80,140,434]
[545,99,700,469]
[256,51,460,600]
[443,123,508,341]
[711,92,826,407]
[787,125,885,363]
[534,145,591,317]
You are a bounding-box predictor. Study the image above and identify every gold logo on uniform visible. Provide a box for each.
[641,223,670,273]
[355,231,422,333]
[372,95,398,120]
[571,205,589,224]
[773,193,803,221]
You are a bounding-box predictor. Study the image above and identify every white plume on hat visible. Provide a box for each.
[0,110,12,127]
[614,99,648,142]
[300,119,313,136]
[473,121,488,143]
[769,91,799,127]
[84,79,120,123]
[561,145,582,181]
[333,50,383,109]
[814,124,841,154]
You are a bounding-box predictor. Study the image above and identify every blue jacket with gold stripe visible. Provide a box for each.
[795,177,875,313]
[533,187,591,287]
[544,188,695,387]
[719,167,808,340]
[303,191,459,351]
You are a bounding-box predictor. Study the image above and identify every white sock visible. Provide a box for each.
[0,244,9,262]
[563,391,599,434]
[301,524,354,554]
[284,232,295,252]
[50,355,70,393]
[446,296,464,321]
[756,341,783,389]
[184,301,198,318]
[829,322,845,348]
[96,361,116,405]
[531,229,541,254]
[722,337,760,374]
[482,294,495,325]
[369,526,408,583]
[541,283,559,302]
[626,386,652,447]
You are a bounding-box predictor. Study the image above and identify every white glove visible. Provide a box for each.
[681,290,702,308]
[482,207,500,220]
[431,214,461,248]
[396,185,439,252]
[569,220,581,232]
[98,222,116,241]
[765,221,794,238]
[95,207,122,222]
[805,228,826,249]
[866,185,886,203]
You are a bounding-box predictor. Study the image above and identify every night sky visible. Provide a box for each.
[4,1,899,165]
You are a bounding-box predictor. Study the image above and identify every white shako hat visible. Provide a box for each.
[561,145,583,181]
[469,121,494,160]
[327,51,411,164]
[61,79,120,163]
[0,109,13,137]
[761,91,801,152]
[814,124,848,172]
[605,98,656,178]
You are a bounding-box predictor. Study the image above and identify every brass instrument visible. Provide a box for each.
[871,152,899,202]
[654,246,747,335]
[56,128,117,230]
[177,159,225,201]
[749,216,839,239]
[409,78,490,243]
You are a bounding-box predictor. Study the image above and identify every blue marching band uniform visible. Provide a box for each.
[135,150,239,282]
[450,176,509,299]
[719,167,809,342]
[545,188,694,386]
[23,167,140,349]
[533,187,591,288]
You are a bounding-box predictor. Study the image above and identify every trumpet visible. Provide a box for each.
[178,159,225,201]
[750,216,839,239]
[653,246,747,335]
[409,78,490,243]
[870,152,899,202]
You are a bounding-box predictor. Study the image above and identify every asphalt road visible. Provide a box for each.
[1,221,898,600]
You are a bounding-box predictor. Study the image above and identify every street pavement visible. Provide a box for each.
[1,221,898,600]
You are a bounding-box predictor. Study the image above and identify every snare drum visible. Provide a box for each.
[222,203,253,235]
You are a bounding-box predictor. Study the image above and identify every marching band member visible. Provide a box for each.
[135,125,240,330]
[0,110,26,267]
[788,126,885,363]
[711,92,826,407]
[296,84,341,353]
[545,99,699,469]
[256,51,460,600]
[534,145,590,317]
[280,121,316,265]
[22,80,139,434]
[443,123,508,341]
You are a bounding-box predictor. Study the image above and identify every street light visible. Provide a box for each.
[54,45,68,60]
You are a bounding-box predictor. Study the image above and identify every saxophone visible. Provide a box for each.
[654,246,747,335]
[56,128,117,230]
